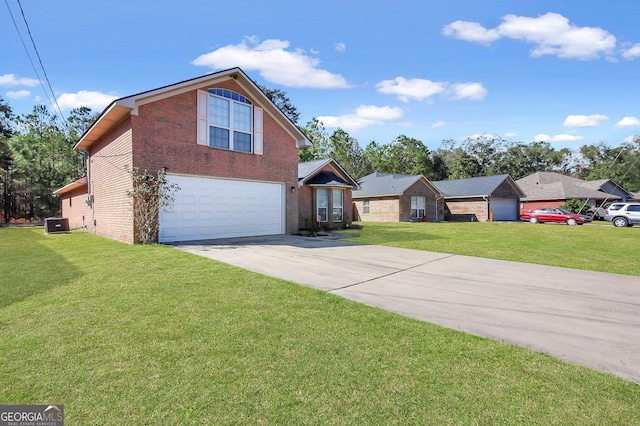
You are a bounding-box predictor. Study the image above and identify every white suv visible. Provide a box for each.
[604,202,640,227]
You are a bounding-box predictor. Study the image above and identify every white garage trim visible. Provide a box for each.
[489,198,518,221]
[159,174,285,242]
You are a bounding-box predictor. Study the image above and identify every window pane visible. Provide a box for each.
[233,131,252,153]
[333,189,343,208]
[234,103,251,132]
[317,188,328,208]
[363,200,370,214]
[209,96,229,127]
[210,127,229,149]
[333,208,343,222]
[318,208,328,222]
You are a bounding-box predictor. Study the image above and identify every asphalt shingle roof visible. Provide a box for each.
[515,172,620,201]
[353,172,426,197]
[432,174,515,197]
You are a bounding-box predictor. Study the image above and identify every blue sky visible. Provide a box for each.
[2,0,640,150]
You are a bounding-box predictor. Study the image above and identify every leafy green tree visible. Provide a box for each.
[299,118,330,162]
[328,128,367,178]
[363,135,432,177]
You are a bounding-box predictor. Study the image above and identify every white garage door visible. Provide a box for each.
[489,198,518,221]
[159,175,285,243]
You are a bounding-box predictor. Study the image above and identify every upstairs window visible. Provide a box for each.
[208,89,252,153]
[197,88,263,154]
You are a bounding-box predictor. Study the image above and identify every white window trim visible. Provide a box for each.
[317,188,329,223]
[333,189,344,222]
[411,196,426,219]
[363,199,370,215]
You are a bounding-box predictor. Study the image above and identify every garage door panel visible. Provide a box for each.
[159,175,284,242]
[490,198,517,221]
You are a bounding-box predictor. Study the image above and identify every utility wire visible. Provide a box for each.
[4,0,67,127]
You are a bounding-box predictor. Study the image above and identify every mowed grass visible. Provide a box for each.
[1,228,639,425]
[339,221,640,276]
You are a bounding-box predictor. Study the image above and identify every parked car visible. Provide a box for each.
[604,202,640,227]
[520,207,592,225]
[587,202,613,220]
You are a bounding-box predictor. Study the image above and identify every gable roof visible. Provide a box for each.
[298,158,358,188]
[75,67,312,151]
[432,174,524,198]
[353,172,442,198]
[516,172,622,201]
[53,176,87,196]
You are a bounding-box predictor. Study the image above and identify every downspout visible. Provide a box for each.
[483,195,489,221]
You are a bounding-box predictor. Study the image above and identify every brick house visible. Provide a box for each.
[298,158,358,230]
[53,68,311,243]
[432,174,524,222]
[516,172,631,211]
[352,172,444,222]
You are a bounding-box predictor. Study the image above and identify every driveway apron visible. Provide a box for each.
[171,234,640,383]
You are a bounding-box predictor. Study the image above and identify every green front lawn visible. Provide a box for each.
[1,228,639,424]
[339,221,640,276]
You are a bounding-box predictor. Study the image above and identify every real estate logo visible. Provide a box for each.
[0,405,64,426]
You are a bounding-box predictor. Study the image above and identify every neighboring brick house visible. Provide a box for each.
[54,68,311,243]
[298,158,358,230]
[352,172,444,222]
[432,174,524,222]
[516,172,631,211]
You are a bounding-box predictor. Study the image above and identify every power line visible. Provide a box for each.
[4,0,67,127]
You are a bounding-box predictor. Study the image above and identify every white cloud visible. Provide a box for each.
[192,37,350,89]
[376,77,486,102]
[534,133,584,142]
[334,42,346,52]
[623,135,638,144]
[317,105,404,132]
[449,82,487,101]
[6,90,31,99]
[504,132,518,138]
[431,121,446,128]
[622,43,640,60]
[443,13,616,60]
[55,90,118,111]
[376,77,446,102]
[615,116,640,127]
[563,114,608,128]
[0,73,39,87]
[442,21,500,45]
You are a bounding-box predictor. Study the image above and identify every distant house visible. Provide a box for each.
[516,172,632,211]
[432,174,524,222]
[298,158,358,230]
[352,172,444,222]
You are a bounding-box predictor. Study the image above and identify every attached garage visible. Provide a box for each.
[489,198,518,221]
[159,174,285,243]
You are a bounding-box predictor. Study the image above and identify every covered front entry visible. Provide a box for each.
[159,174,284,242]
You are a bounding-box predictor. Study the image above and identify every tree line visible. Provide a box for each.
[298,117,640,192]
[1,89,638,222]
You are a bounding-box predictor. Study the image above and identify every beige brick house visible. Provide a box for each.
[352,172,444,222]
[54,68,311,243]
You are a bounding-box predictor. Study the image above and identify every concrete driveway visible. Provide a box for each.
[171,234,640,383]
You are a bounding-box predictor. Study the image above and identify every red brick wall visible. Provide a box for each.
[130,80,299,233]
[60,186,92,229]
[88,120,134,243]
[399,181,441,222]
[521,200,565,211]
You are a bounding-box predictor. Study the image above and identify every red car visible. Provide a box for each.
[520,207,592,225]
